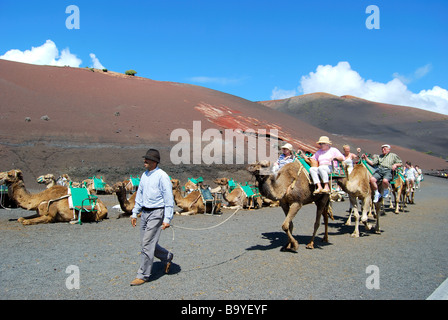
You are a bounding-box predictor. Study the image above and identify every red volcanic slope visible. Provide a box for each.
[1,59,447,172]
[0,59,327,153]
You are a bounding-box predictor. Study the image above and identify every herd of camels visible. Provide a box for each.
[0,157,416,252]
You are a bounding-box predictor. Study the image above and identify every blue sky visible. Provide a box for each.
[1,0,447,114]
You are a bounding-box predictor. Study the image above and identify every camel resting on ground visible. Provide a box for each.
[247,161,332,251]
[112,182,137,218]
[213,178,247,209]
[0,169,108,225]
[213,178,262,209]
[172,178,205,215]
[37,173,81,188]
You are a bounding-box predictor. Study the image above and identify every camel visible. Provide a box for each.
[172,178,208,215]
[82,177,114,195]
[336,163,379,237]
[213,178,262,209]
[112,182,137,218]
[0,169,108,225]
[389,173,406,214]
[37,173,81,189]
[404,181,415,205]
[247,161,331,251]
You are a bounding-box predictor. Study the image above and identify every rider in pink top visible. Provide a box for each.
[308,136,345,194]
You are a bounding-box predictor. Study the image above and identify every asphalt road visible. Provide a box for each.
[0,175,447,302]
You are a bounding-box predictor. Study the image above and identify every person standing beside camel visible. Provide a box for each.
[130,148,174,286]
[362,144,402,203]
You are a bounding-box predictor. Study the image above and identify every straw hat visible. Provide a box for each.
[317,136,332,145]
[281,143,293,151]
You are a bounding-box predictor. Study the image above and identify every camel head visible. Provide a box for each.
[0,169,24,185]
[171,178,180,190]
[213,178,229,186]
[37,174,55,185]
[112,182,125,193]
[247,160,271,177]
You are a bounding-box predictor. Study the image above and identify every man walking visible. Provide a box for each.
[362,144,402,203]
[130,148,174,286]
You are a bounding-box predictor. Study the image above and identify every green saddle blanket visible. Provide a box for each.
[68,187,98,212]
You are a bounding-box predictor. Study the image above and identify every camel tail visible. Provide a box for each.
[327,202,335,221]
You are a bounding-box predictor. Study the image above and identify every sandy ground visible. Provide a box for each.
[0,175,447,303]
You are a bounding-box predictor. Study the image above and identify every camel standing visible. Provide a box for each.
[404,181,415,205]
[0,169,107,225]
[336,164,379,237]
[389,174,406,214]
[247,161,331,251]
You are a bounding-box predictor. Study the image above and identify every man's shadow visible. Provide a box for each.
[150,261,181,281]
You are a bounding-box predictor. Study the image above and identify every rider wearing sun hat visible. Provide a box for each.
[308,136,345,194]
[272,143,295,173]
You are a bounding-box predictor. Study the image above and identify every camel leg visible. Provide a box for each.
[280,202,301,252]
[322,207,329,243]
[351,208,360,238]
[20,202,56,225]
[345,195,357,225]
[177,210,196,216]
[395,187,402,214]
[373,199,381,234]
[17,212,41,223]
[307,196,329,249]
[21,214,54,225]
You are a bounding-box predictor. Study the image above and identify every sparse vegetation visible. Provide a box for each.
[125,70,137,76]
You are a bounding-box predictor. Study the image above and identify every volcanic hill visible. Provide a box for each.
[1,59,447,187]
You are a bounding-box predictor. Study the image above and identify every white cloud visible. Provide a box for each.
[0,40,106,71]
[189,76,246,85]
[271,87,297,100]
[272,61,448,115]
[89,53,105,69]
[392,63,432,84]
[0,40,82,67]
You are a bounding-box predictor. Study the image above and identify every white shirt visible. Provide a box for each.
[131,166,174,224]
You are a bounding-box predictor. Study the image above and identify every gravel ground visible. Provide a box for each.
[0,175,447,301]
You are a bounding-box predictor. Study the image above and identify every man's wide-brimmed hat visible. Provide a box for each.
[317,136,332,145]
[143,149,160,163]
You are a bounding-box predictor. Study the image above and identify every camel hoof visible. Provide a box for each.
[306,243,314,249]
[350,233,359,238]
[280,244,298,253]
[17,217,24,223]
[21,220,31,226]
